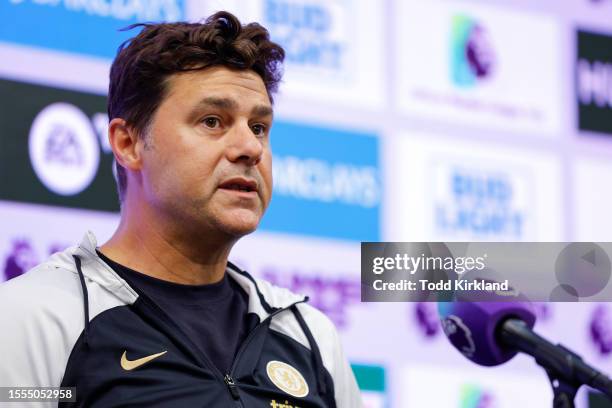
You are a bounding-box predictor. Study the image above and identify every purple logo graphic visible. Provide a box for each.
[414,302,440,338]
[3,239,38,281]
[260,266,360,328]
[48,243,70,254]
[442,315,476,358]
[451,15,496,87]
[590,305,612,355]
[533,302,553,322]
[2,239,70,282]
[466,26,495,78]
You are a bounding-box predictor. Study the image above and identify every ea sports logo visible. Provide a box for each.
[29,103,100,196]
[266,360,309,398]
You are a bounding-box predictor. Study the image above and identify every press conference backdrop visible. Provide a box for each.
[1,0,612,406]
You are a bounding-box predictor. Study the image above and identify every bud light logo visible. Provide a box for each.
[451,15,496,87]
[261,121,380,241]
[29,103,101,196]
[263,0,350,77]
[433,164,529,240]
[0,0,184,58]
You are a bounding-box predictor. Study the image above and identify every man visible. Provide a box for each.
[0,11,361,407]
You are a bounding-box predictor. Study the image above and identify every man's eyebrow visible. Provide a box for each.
[251,105,273,117]
[196,97,238,110]
[192,97,272,117]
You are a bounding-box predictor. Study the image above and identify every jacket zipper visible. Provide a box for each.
[228,299,307,376]
[222,299,308,406]
[133,283,306,406]
[130,289,245,405]
[224,374,240,399]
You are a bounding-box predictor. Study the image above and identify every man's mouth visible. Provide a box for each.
[218,177,259,194]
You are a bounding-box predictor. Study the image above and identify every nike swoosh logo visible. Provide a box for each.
[120,350,167,371]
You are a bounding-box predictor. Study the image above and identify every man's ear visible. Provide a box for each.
[108,118,143,171]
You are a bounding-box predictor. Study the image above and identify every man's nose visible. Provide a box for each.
[225,121,264,166]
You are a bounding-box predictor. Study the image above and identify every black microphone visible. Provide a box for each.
[500,317,612,398]
[439,301,612,402]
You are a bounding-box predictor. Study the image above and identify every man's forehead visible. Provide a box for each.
[195,96,273,116]
[165,67,271,105]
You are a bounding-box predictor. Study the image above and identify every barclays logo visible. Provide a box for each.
[451,15,496,87]
[7,0,181,21]
[273,155,379,208]
[0,0,184,58]
[261,121,380,241]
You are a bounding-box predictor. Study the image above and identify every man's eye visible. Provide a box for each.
[252,124,267,137]
[202,117,220,128]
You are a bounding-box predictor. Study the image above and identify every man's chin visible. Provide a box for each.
[222,223,258,238]
[216,213,261,238]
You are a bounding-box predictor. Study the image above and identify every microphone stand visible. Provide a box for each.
[500,319,612,408]
[542,352,580,408]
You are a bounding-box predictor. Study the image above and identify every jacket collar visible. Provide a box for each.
[74,231,306,322]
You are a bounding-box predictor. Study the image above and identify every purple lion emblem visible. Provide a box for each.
[414,302,440,338]
[465,24,496,79]
[3,239,38,281]
[590,305,612,355]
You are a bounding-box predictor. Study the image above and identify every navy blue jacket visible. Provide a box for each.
[0,232,362,407]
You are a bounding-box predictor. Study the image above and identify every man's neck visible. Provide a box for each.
[100,210,235,286]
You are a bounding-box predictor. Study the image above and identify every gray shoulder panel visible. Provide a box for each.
[0,252,136,398]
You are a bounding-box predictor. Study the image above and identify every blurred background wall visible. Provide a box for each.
[2,0,612,406]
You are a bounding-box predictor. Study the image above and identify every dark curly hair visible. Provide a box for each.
[108,11,285,202]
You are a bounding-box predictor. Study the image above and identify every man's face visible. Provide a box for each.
[138,66,274,239]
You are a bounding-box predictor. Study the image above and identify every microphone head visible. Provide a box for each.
[438,301,536,366]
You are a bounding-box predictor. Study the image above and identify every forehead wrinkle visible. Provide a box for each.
[195,96,272,118]
[197,96,238,111]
